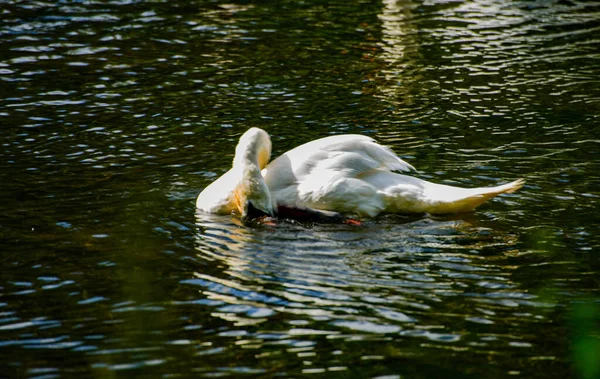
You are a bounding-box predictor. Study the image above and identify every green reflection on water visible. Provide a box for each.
[572,302,600,379]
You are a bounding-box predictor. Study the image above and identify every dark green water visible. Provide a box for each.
[1,0,599,378]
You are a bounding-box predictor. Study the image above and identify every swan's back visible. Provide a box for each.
[264,134,414,186]
[262,134,415,216]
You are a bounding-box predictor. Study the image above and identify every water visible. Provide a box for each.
[1,0,599,378]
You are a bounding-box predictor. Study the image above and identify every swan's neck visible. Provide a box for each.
[231,129,274,217]
[233,131,270,181]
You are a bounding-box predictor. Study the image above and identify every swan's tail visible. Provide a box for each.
[486,178,525,195]
[428,178,525,214]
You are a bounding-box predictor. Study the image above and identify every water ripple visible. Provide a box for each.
[0,0,598,377]
[190,211,554,353]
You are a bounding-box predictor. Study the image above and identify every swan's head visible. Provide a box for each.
[232,128,275,219]
[233,180,274,219]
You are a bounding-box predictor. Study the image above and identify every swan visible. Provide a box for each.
[196,127,524,219]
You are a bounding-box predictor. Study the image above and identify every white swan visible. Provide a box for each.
[196,127,524,218]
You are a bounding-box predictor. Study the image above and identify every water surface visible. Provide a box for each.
[1,0,599,378]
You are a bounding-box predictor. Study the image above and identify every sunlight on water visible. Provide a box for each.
[0,0,599,377]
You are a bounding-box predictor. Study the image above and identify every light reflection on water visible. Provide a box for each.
[0,0,599,377]
[192,211,550,349]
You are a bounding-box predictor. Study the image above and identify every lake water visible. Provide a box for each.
[1,0,599,378]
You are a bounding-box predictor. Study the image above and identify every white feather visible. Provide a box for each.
[197,128,524,218]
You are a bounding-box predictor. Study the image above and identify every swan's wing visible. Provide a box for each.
[300,134,415,173]
[265,134,414,182]
[262,134,415,216]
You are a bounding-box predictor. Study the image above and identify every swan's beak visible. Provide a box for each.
[243,201,272,220]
